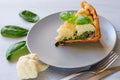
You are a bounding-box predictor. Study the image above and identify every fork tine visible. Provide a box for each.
[91,54,110,69]
[96,52,117,67]
[95,53,119,73]
[100,54,119,70]
[92,51,116,68]
[98,55,119,73]
[101,51,115,61]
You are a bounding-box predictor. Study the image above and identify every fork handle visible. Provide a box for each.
[60,71,95,80]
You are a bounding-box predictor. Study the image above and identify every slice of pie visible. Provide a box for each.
[55,1,101,46]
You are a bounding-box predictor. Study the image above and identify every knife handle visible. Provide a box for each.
[60,71,95,80]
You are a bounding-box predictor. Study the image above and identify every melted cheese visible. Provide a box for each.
[56,22,76,41]
[76,24,95,35]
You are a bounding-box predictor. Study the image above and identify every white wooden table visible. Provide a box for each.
[0,0,120,80]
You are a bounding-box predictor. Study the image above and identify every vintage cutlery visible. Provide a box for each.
[82,66,120,80]
[61,51,119,80]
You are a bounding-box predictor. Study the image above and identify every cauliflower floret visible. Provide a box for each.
[16,54,49,79]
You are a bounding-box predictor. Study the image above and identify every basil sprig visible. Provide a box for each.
[59,11,92,25]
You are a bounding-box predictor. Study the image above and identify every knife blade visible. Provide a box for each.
[81,66,120,80]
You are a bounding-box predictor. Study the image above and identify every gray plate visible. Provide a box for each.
[27,12,117,68]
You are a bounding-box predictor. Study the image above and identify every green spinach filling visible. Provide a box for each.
[61,31,94,42]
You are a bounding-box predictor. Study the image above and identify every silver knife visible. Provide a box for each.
[81,66,120,80]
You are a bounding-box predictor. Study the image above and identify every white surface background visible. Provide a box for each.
[0,0,120,80]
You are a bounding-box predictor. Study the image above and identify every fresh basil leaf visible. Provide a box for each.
[59,11,75,21]
[6,41,29,62]
[1,25,28,38]
[67,14,77,23]
[19,10,40,23]
[75,15,92,25]
[59,11,69,20]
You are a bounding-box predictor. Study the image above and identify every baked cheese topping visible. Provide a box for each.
[76,24,95,36]
[56,22,76,42]
[56,23,95,42]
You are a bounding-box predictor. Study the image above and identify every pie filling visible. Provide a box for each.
[56,12,96,42]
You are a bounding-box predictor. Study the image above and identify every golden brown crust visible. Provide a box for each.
[81,1,101,40]
[64,1,101,44]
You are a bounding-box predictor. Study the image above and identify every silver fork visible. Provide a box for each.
[61,51,119,80]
